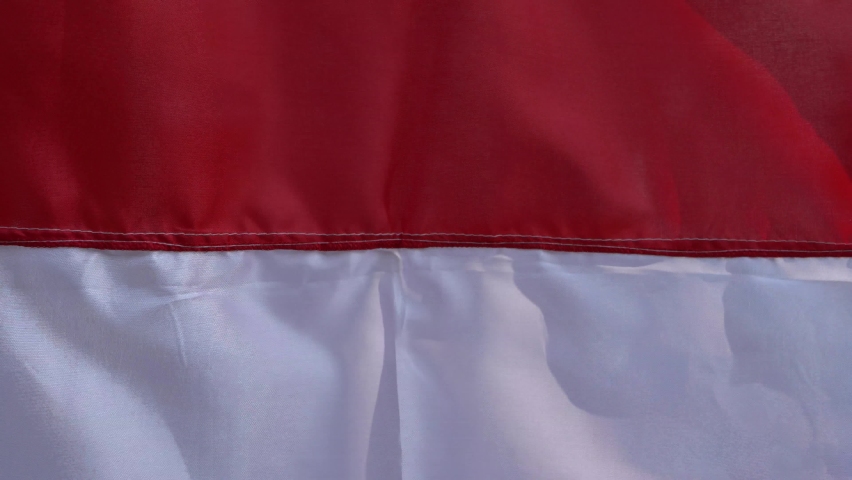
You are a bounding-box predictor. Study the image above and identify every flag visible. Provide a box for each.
[1,1,851,478]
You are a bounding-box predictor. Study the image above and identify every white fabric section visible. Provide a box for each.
[1,247,851,479]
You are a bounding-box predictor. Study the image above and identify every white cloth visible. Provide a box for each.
[1,247,851,479]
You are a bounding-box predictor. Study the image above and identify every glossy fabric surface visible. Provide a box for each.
[2,247,852,479]
[2,1,852,254]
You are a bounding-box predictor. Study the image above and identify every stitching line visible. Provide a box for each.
[0,226,849,246]
[3,238,852,254]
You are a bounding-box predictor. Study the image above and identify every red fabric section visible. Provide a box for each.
[2,1,851,255]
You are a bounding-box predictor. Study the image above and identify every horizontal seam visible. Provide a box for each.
[2,238,852,254]
[0,226,849,246]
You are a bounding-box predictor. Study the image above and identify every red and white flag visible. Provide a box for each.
[2,1,851,478]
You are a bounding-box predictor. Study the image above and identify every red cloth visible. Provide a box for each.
[2,1,851,255]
